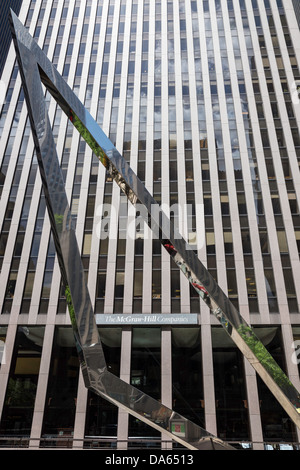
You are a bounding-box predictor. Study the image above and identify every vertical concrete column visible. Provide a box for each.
[243,358,264,450]
[161,327,172,449]
[29,323,55,448]
[201,323,217,436]
[73,371,88,449]
[117,327,132,449]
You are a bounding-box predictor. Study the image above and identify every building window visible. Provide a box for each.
[84,328,121,442]
[128,328,161,443]
[212,327,250,441]
[41,327,80,441]
[0,327,45,439]
[172,327,205,428]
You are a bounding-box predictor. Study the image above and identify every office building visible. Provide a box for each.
[0,0,300,450]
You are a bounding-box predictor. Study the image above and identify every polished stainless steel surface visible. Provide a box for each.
[9,11,300,449]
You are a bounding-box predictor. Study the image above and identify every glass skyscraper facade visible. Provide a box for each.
[0,0,300,450]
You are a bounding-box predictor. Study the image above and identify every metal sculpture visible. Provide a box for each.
[9,10,300,450]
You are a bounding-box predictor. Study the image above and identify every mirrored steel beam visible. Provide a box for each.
[10,10,300,446]
[9,11,233,451]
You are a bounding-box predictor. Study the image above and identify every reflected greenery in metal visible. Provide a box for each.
[9,10,300,448]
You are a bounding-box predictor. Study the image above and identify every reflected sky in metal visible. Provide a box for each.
[9,10,300,449]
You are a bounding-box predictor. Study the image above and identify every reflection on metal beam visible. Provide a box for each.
[10,11,300,449]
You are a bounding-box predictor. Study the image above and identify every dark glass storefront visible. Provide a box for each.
[212,327,250,442]
[172,328,205,429]
[84,328,121,442]
[128,328,161,445]
[41,327,79,441]
[0,324,299,447]
[0,326,44,439]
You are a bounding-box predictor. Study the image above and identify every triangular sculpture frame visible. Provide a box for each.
[9,11,300,450]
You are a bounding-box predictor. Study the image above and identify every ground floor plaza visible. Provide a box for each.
[0,317,300,450]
